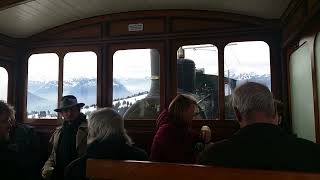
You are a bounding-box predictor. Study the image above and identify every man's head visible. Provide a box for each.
[0,101,15,141]
[231,82,277,127]
[87,107,132,145]
[54,95,84,121]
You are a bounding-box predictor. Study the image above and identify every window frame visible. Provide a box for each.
[109,42,166,120]
[223,40,271,120]
[176,43,220,120]
[173,38,273,121]
[24,46,101,125]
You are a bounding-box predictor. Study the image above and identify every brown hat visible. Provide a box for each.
[54,95,85,112]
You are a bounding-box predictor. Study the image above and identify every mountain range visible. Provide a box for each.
[227,72,271,89]
[26,73,271,113]
[27,78,133,112]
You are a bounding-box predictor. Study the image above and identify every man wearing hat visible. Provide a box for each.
[42,95,88,180]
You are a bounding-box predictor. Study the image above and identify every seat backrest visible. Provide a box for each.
[86,159,320,180]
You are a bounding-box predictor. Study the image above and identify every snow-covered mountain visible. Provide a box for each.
[27,78,133,112]
[225,72,271,89]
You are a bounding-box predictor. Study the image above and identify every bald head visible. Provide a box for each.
[232,82,276,126]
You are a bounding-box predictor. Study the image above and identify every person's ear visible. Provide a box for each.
[234,107,242,122]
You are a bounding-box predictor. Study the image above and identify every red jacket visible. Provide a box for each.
[150,110,200,163]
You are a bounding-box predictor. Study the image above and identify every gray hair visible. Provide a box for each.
[87,107,132,145]
[232,82,275,118]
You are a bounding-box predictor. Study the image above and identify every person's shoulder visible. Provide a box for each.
[198,139,232,165]
[15,122,34,132]
[290,136,320,151]
[204,139,232,153]
[79,121,88,129]
[78,114,88,129]
[128,145,149,161]
[65,155,87,180]
[12,123,36,138]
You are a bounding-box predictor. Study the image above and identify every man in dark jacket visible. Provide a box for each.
[42,95,88,180]
[65,108,148,180]
[0,100,41,180]
[198,82,320,172]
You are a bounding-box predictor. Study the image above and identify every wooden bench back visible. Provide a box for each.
[86,159,320,180]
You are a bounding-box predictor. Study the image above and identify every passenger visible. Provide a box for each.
[150,94,211,163]
[0,100,41,180]
[198,82,320,172]
[64,107,148,180]
[42,95,88,180]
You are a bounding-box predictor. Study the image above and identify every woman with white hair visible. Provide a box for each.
[65,108,148,180]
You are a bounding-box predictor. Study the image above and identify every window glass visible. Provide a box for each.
[113,49,160,119]
[27,53,59,119]
[0,67,8,101]
[224,41,271,119]
[63,52,97,116]
[177,44,219,119]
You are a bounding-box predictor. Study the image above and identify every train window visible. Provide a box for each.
[290,43,315,142]
[63,52,97,116]
[27,53,59,119]
[177,44,219,120]
[224,41,271,119]
[113,49,160,119]
[0,67,8,101]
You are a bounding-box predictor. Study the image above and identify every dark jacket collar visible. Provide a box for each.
[87,136,128,158]
[235,123,285,139]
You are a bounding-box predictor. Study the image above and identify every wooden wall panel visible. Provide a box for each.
[30,24,102,42]
[0,45,16,59]
[283,1,307,41]
[110,18,165,36]
[172,18,254,33]
[53,24,101,40]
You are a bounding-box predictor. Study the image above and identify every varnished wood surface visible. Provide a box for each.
[86,159,320,180]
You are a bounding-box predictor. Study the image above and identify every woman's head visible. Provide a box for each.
[168,94,197,126]
[87,107,132,145]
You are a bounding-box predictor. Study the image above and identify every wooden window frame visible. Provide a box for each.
[23,46,102,125]
[108,42,166,120]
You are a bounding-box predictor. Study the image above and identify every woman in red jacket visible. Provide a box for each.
[150,94,211,163]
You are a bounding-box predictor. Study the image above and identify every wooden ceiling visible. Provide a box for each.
[0,0,291,38]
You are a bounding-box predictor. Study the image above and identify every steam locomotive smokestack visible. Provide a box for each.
[148,49,160,97]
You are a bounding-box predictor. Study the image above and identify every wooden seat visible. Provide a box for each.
[86,159,320,180]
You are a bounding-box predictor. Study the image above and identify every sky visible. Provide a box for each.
[1,41,271,101]
[183,44,219,75]
[224,41,270,75]
[27,41,270,82]
[64,52,97,81]
[28,52,97,82]
[183,41,270,76]
[28,53,59,81]
[113,49,152,79]
[0,67,8,101]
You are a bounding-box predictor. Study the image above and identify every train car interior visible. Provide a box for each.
[1,0,320,179]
